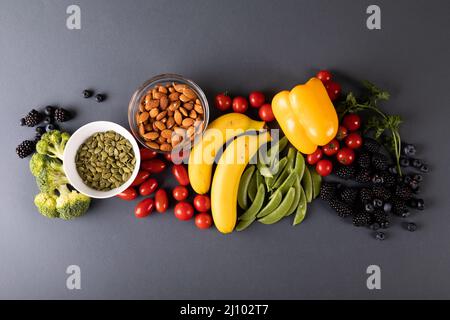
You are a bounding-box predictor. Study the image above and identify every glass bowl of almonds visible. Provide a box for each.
[128,74,209,153]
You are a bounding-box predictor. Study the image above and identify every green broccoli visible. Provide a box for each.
[56,185,91,220]
[34,191,59,218]
[35,165,69,193]
[29,153,64,177]
[36,130,70,160]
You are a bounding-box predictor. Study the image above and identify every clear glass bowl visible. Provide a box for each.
[128,74,210,153]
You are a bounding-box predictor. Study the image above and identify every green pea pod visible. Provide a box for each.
[285,177,302,217]
[240,184,265,221]
[258,187,296,224]
[257,189,283,218]
[236,216,256,231]
[267,136,288,162]
[257,163,273,178]
[256,168,264,187]
[310,166,322,199]
[248,169,258,202]
[294,152,305,181]
[266,157,287,189]
[237,165,255,210]
[301,165,313,203]
[293,185,307,225]
[274,171,297,197]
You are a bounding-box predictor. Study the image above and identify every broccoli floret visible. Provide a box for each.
[56,185,91,220]
[29,153,64,177]
[36,166,69,193]
[34,192,59,218]
[36,130,70,160]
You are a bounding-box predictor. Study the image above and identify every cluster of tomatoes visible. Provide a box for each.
[215,91,275,122]
[307,113,363,176]
[117,148,213,230]
[316,70,342,101]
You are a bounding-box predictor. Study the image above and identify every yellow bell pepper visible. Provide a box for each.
[272,77,338,154]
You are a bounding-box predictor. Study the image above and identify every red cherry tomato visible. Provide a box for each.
[139,148,157,160]
[116,187,138,201]
[316,159,333,177]
[141,159,166,173]
[326,81,341,101]
[232,96,248,113]
[249,91,265,108]
[258,103,275,122]
[336,125,348,141]
[215,93,232,112]
[342,114,361,131]
[306,148,323,165]
[164,153,172,162]
[336,147,355,165]
[134,198,154,218]
[155,189,169,213]
[174,202,194,221]
[316,70,332,84]
[171,164,189,186]
[193,195,211,212]
[322,139,340,156]
[139,178,158,196]
[345,133,363,149]
[164,150,190,164]
[195,212,213,229]
[172,185,189,201]
[130,170,150,187]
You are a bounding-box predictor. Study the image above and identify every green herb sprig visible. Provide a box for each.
[337,81,403,175]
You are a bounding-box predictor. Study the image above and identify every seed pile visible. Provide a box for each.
[76,131,136,191]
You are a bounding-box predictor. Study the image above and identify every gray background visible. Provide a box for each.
[0,0,449,299]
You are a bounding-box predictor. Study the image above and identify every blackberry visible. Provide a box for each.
[360,188,373,204]
[371,173,384,184]
[24,109,42,127]
[392,197,409,217]
[372,186,392,201]
[370,223,380,230]
[380,172,396,188]
[334,165,356,180]
[328,198,354,217]
[365,203,375,213]
[54,107,71,122]
[363,138,380,153]
[357,151,371,168]
[373,210,389,227]
[16,140,35,158]
[340,187,359,205]
[371,153,389,171]
[355,168,372,183]
[319,182,338,201]
[352,212,371,227]
[395,184,413,200]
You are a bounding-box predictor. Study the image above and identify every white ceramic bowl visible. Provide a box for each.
[63,121,141,199]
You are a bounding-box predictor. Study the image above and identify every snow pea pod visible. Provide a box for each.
[285,177,302,217]
[258,187,296,224]
[236,216,256,232]
[247,168,258,202]
[238,165,255,210]
[266,157,287,189]
[301,165,313,203]
[239,184,265,221]
[294,152,305,181]
[276,171,298,196]
[310,167,322,199]
[293,185,307,225]
[271,148,296,190]
[256,189,283,218]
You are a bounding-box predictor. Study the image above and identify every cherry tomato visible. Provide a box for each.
[174,202,194,221]
[139,178,158,196]
[130,170,150,187]
[326,81,341,101]
[141,159,166,173]
[193,195,211,212]
[172,185,189,201]
[215,93,232,111]
[116,187,137,201]
[342,114,361,131]
[171,164,189,186]
[258,103,275,122]
[164,150,190,164]
[336,125,348,141]
[164,153,172,162]
[316,159,333,177]
[134,198,154,218]
[195,213,213,229]
[306,148,323,165]
[249,91,265,108]
[139,148,157,160]
[322,139,340,156]
[316,70,332,84]
[345,133,363,149]
[155,189,169,213]
[232,96,248,113]
[336,147,355,165]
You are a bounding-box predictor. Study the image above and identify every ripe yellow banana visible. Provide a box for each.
[188,113,265,194]
[211,131,271,234]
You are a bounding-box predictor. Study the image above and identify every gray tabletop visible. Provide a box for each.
[1,0,449,299]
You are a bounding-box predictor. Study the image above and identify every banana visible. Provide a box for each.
[188,113,265,194]
[211,131,271,234]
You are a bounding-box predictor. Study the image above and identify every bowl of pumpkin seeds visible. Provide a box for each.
[63,121,141,199]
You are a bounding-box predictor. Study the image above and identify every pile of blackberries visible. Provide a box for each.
[320,138,427,240]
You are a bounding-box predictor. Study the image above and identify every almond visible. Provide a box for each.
[179,106,188,117]
[173,82,188,93]
[183,102,194,110]
[182,118,194,128]
[138,112,149,123]
[153,91,163,99]
[145,141,160,149]
[169,92,180,101]
[168,87,175,93]
[144,94,152,106]
[187,126,195,137]
[144,123,152,131]
[195,99,201,105]
[154,121,166,131]
[138,123,145,136]
[194,104,204,114]
[139,103,145,113]
[156,110,167,121]
[169,100,181,111]
[182,88,197,99]
[179,94,191,102]
[174,110,183,125]
[166,117,175,129]
[149,108,159,118]
[167,110,174,117]
[143,132,159,141]
[161,129,173,139]
[145,99,159,110]
[173,126,186,137]
[160,95,169,109]
[171,135,182,147]
[157,136,166,144]
[158,86,168,94]
[160,143,172,152]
